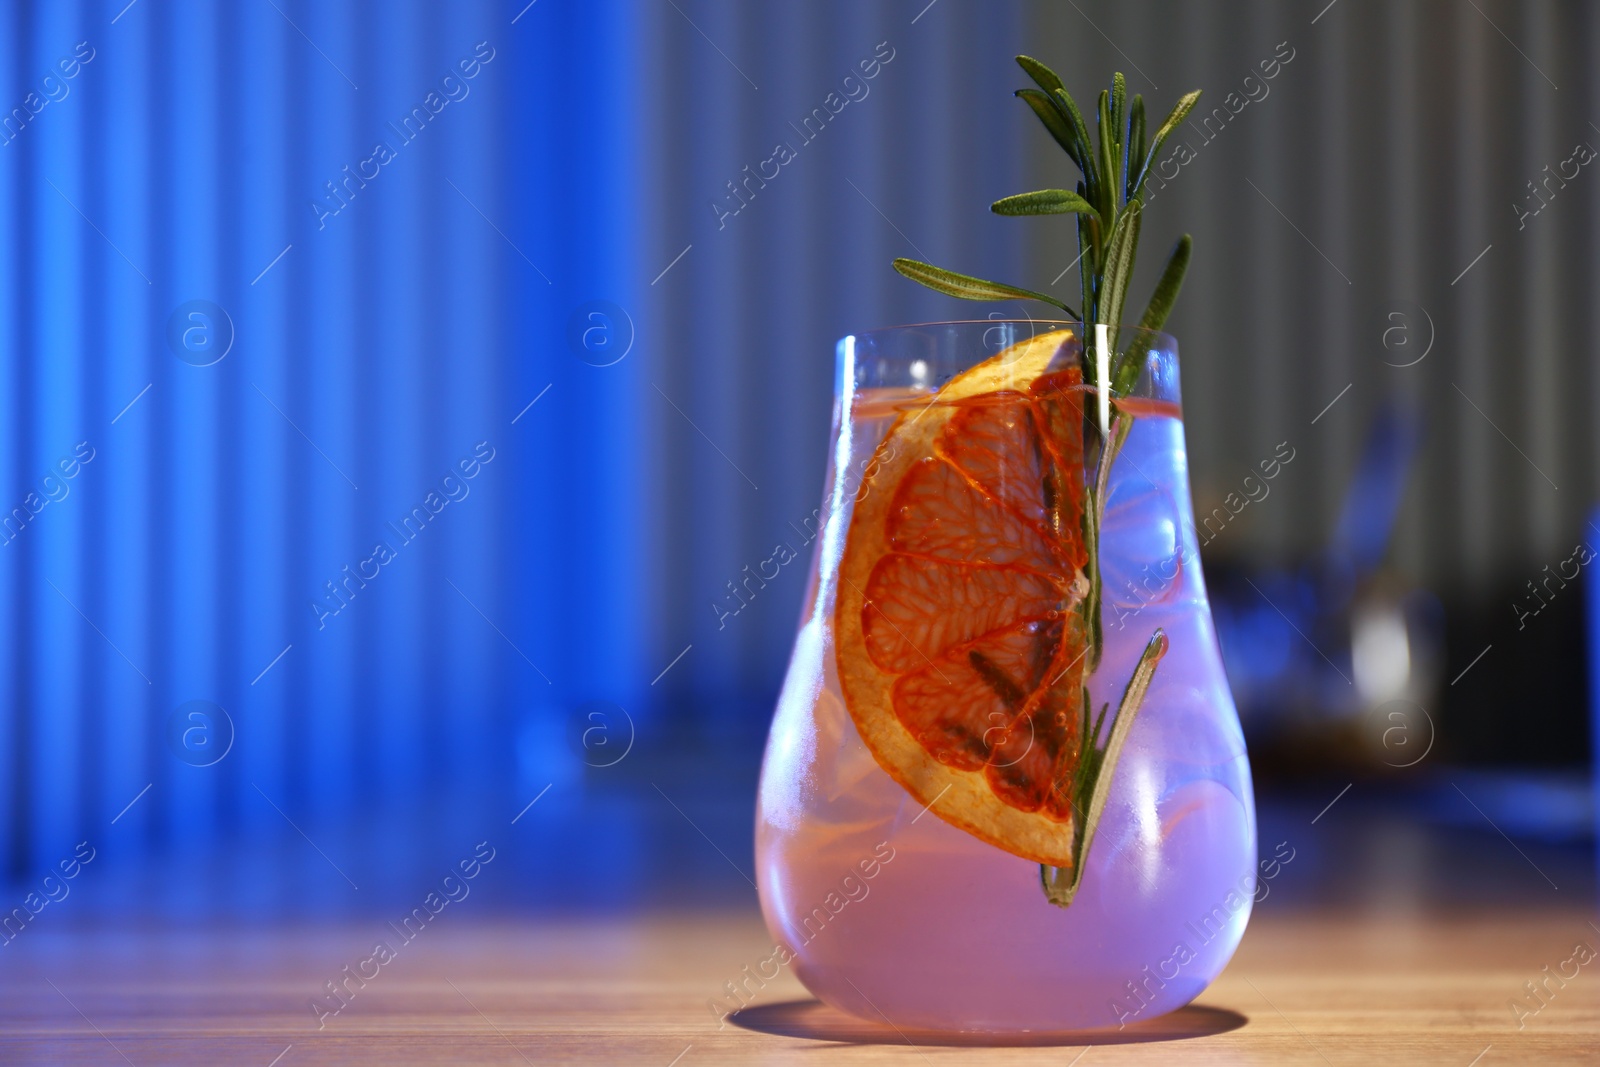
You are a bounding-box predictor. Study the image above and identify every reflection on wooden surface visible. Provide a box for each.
[732,999,1248,1046]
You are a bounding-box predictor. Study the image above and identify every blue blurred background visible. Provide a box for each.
[3,0,1597,918]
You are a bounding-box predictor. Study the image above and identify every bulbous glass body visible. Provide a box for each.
[755,321,1255,1032]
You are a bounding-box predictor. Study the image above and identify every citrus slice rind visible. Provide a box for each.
[835,329,1095,867]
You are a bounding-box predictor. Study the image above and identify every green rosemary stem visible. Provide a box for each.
[886,58,1197,909]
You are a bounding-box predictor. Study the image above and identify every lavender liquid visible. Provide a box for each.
[756,394,1255,1032]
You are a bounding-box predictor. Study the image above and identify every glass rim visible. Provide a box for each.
[841,318,1178,349]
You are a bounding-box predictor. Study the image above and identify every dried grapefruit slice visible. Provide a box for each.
[836,329,1099,867]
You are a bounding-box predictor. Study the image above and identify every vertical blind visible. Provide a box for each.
[1,0,1593,890]
[0,0,640,885]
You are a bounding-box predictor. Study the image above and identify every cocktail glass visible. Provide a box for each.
[755,320,1256,1032]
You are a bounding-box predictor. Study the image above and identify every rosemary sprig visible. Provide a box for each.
[1041,629,1168,907]
[892,57,1198,374]
[890,59,1199,908]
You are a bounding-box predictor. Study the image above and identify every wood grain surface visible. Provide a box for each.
[1,904,1596,1065]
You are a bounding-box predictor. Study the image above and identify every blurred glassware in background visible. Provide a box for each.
[1208,398,1446,771]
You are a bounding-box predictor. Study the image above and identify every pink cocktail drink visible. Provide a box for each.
[756,324,1256,1032]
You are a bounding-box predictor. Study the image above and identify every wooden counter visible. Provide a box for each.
[2,904,1596,1064]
